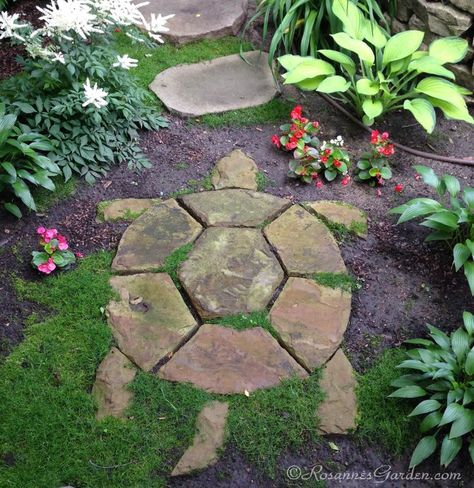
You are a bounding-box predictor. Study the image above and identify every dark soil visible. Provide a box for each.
[1,0,474,486]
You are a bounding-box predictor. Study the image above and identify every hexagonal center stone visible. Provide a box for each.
[158,324,308,394]
[178,227,284,319]
[179,189,290,227]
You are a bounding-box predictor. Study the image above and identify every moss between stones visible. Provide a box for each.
[153,243,193,288]
[312,272,361,293]
[96,199,161,223]
[255,171,276,192]
[206,311,279,339]
[169,173,214,199]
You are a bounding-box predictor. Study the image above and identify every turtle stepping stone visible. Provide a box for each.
[107,273,198,371]
[138,0,249,44]
[270,278,351,370]
[178,227,284,319]
[264,205,346,276]
[112,198,202,273]
[180,189,290,227]
[158,324,308,394]
[149,51,278,117]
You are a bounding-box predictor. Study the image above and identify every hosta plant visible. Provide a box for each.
[32,227,76,274]
[278,0,473,132]
[389,311,474,468]
[389,166,474,294]
[0,103,60,217]
[355,130,394,186]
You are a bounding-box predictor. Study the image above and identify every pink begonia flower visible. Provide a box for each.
[43,228,58,243]
[37,226,46,235]
[47,258,56,271]
[57,235,68,250]
[75,252,84,258]
[38,258,56,274]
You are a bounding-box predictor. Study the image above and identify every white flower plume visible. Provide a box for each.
[112,54,138,69]
[143,13,174,43]
[0,12,28,41]
[82,78,108,108]
[51,51,66,64]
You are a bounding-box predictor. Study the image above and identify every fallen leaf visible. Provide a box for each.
[328,441,339,452]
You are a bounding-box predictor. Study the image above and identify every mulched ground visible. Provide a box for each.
[1,1,474,486]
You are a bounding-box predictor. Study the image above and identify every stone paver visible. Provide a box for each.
[112,199,202,273]
[159,324,308,394]
[107,273,198,371]
[317,349,357,435]
[211,150,258,190]
[138,0,249,44]
[172,401,229,476]
[92,347,137,420]
[178,227,284,319]
[149,51,278,117]
[304,200,368,238]
[98,198,161,222]
[264,205,346,276]
[270,278,351,370]
[180,189,290,227]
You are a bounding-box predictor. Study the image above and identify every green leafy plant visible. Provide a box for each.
[389,311,474,468]
[278,0,473,132]
[32,226,76,274]
[0,103,60,217]
[390,166,474,295]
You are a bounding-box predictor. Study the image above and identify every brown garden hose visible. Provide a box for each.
[317,93,474,167]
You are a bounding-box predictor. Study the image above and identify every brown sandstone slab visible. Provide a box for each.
[158,324,308,394]
[180,189,290,227]
[304,200,368,238]
[317,349,357,435]
[172,401,229,476]
[264,205,346,276]
[270,278,351,370]
[92,347,137,420]
[98,198,161,222]
[112,199,202,273]
[178,228,284,319]
[211,150,258,190]
[107,273,198,371]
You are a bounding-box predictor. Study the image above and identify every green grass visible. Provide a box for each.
[155,243,193,287]
[207,311,279,339]
[312,272,360,293]
[33,177,78,213]
[169,173,214,198]
[356,348,418,455]
[0,252,325,485]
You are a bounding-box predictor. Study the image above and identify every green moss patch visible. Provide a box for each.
[312,272,360,292]
[207,311,279,339]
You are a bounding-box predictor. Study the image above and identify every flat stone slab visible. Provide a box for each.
[264,205,346,276]
[304,201,368,238]
[97,198,161,222]
[112,199,202,273]
[149,51,278,117]
[92,347,137,420]
[317,349,357,435]
[180,189,290,227]
[211,150,258,190]
[270,278,351,370]
[178,228,284,319]
[159,324,308,394]
[172,401,229,476]
[107,274,198,371]
[138,0,248,44]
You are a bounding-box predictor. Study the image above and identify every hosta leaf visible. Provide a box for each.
[331,33,374,65]
[463,188,474,208]
[1,162,17,178]
[443,175,461,197]
[429,37,468,65]
[383,30,425,65]
[464,261,474,295]
[420,411,442,433]
[403,99,436,134]
[408,56,455,80]
[428,97,474,125]
[278,54,312,71]
[356,78,379,96]
[409,435,437,468]
[463,311,474,335]
[362,99,383,119]
[453,243,471,272]
[416,78,467,113]
[405,338,434,347]
[451,328,470,361]
[428,325,451,350]
[449,410,474,438]
[4,202,21,218]
[316,75,350,93]
[465,349,474,375]
[426,211,459,229]
[12,180,36,210]
[283,59,335,84]
[363,19,387,49]
[409,399,441,417]
[439,403,464,427]
[413,165,441,190]
[389,385,427,398]
[440,434,462,467]
[332,0,365,40]
[318,49,356,76]
[396,201,441,224]
[296,76,325,91]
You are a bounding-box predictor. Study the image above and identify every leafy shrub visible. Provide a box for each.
[278,0,473,132]
[0,103,60,217]
[389,311,474,468]
[390,166,474,295]
[355,130,394,185]
[32,227,76,274]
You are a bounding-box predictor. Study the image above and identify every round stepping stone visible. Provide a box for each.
[178,227,284,319]
[97,198,161,222]
[211,149,258,190]
[107,273,198,371]
[138,0,249,44]
[317,349,357,435]
[92,347,137,420]
[172,401,229,476]
[270,278,351,370]
[112,199,202,273]
[304,200,368,238]
[180,189,290,227]
[158,324,308,394]
[149,51,278,117]
[264,205,346,276]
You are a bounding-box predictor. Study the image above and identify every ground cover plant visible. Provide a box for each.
[31,226,76,274]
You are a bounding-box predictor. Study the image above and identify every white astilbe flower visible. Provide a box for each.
[143,13,174,43]
[82,78,108,108]
[0,12,28,41]
[51,51,66,64]
[37,0,102,40]
[95,0,149,26]
[113,54,138,69]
